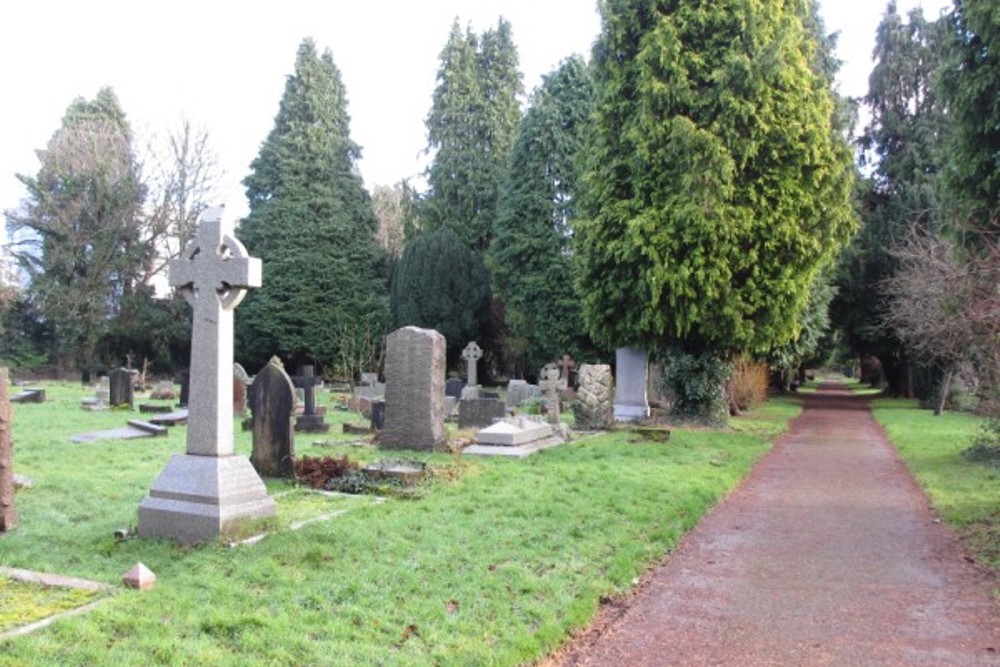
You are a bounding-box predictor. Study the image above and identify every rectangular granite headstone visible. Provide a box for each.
[379,326,447,451]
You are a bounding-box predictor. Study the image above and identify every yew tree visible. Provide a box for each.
[236,39,388,373]
[577,0,855,358]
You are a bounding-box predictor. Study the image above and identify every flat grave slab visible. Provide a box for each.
[70,420,168,443]
[147,409,189,426]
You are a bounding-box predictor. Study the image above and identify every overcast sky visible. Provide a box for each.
[1,0,952,221]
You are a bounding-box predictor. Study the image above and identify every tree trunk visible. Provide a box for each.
[934,365,954,417]
[0,367,17,532]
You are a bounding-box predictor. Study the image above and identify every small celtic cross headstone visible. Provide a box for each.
[462,341,483,387]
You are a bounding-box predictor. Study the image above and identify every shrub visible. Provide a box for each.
[294,455,359,489]
[662,350,732,426]
[730,356,769,411]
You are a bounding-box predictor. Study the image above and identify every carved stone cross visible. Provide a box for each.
[461,341,483,387]
[558,354,576,388]
[168,206,261,457]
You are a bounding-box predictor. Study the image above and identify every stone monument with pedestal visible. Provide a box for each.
[138,207,275,544]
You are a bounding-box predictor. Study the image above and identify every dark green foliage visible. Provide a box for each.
[832,4,946,394]
[576,0,856,356]
[661,350,732,426]
[6,88,147,371]
[100,288,192,372]
[938,0,1000,227]
[423,18,523,251]
[390,229,491,362]
[236,39,388,373]
[490,56,598,372]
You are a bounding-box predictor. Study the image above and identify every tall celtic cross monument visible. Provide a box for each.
[139,207,275,543]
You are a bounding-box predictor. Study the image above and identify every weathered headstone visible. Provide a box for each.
[96,376,111,406]
[445,378,466,399]
[0,368,16,532]
[233,363,251,416]
[379,326,447,451]
[574,364,614,430]
[559,354,576,388]
[250,357,296,477]
[458,398,506,429]
[175,369,190,408]
[462,341,483,386]
[109,368,134,408]
[292,365,329,433]
[539,366,562,424]
[614,347,650,422]
[138,207,275,544]
[506,379,541,407]
[359,372,379,387]
[149,380,177,401]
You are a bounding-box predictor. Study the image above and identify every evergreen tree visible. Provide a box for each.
[938,0,1000,228]
[5,88,146,372]
[424,18,523,250]
[390,229,491,365]
[236,38,388,373]
[490,56,596,373]
[831,4,946,394]
[577,0,855,415]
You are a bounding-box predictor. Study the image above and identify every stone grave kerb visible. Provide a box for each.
[461,341,483,387]
[138,207,275,544]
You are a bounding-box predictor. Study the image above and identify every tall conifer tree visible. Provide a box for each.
[490,56,596,372]
[424,18,523,250]
[236,38,387,372]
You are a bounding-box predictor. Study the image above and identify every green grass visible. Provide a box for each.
[0,383,800,666]
[870,398,1000,576]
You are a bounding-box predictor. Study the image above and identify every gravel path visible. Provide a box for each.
[547,384,1000,666]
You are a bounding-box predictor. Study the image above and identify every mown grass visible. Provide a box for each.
[0,382,801,666]
[870,398,1000,577]
[0,577,106,632]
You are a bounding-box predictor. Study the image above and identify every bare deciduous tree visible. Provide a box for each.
[881,230,1000,415]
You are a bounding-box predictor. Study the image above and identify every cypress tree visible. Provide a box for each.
[578,0,855,355]
[424,18,523,251]
[490,56,596,372]
[236,38,388,372]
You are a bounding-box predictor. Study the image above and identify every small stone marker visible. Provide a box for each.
[574,364,614,430]
[122,562,156,590]
[462,341,482,386]
[250,357,297,477]
[175,369,190,408]
[292,365,329,433]
[380,326,447,451]
[614,347,650,422]
[108,368,134,408]
[558,354,576,388]
[0,367,17,532]
[138,206,275,544]
[233,363,251,416]
[539,366,562,425]
[10,388,45,404]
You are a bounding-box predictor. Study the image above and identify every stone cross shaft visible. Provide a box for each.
[169,207,261,457]
[461,342,483,386]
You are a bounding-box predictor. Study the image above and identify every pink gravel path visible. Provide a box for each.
[548,384,1000,666]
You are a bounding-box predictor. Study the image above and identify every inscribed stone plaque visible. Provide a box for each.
[379,326,447,451]
[613,347,649,422]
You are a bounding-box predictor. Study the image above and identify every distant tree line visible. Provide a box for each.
[4,1,996,421]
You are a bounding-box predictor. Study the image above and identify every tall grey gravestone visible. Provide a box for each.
[460,341,482,400]
[379,326,447,451]
[613,347,650,422]
[138,207,275,544]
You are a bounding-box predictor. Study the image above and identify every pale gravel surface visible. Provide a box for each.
[545,384,1000,666]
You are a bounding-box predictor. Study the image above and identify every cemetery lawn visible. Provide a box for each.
[1,383,800,666]
[871,398,1000,580]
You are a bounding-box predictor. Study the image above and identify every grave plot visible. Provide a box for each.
[0,568,113,640]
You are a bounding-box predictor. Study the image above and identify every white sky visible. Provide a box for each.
[0,0,952,222]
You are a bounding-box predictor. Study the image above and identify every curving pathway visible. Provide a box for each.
[549,384,1000,666]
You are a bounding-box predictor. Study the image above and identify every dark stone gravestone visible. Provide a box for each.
[458,398,506,429]
[292,365,329,433]
[175,369,190,408]
[10,389,45,404]
[109,368,134,408]
[250,357,296,477]
[445,378,466,399]
[370,400,386,430]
